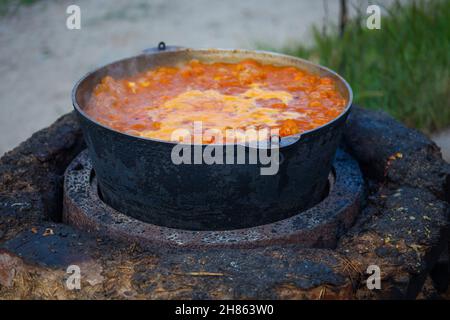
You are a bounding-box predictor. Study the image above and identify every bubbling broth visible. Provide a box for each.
[85,59,347,144]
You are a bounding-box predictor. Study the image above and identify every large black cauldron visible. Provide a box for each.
[72,46,352,230]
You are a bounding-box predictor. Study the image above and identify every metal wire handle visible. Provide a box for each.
[143,41,184,54]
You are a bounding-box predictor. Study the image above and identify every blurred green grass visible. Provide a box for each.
[267,0,450,133]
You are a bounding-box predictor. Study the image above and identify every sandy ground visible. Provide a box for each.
[1,0,447,161]
[431,129,450,162]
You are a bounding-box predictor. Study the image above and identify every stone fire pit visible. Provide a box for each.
[0,107,449,299]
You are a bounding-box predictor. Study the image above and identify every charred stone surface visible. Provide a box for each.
[344,107,450,202]
[0,107,449,299]
[0,112,85,223]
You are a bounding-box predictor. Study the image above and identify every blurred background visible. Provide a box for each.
[0,0,449,159]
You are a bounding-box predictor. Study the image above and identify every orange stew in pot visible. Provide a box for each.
[85,59,347,143]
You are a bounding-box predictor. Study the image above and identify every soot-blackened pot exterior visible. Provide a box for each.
[73,48,352,231]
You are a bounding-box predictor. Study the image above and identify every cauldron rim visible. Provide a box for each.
[71,47,353,147]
